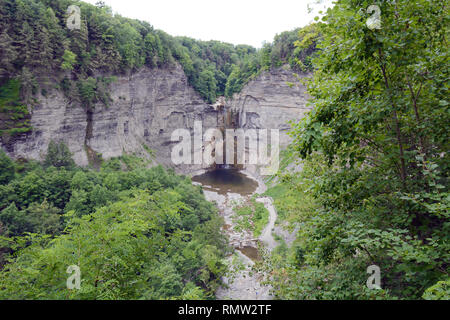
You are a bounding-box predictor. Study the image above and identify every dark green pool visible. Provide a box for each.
[192,169,258,196]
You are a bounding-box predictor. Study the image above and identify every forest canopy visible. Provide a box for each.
[261,0,449,300]
[0,149,228,299]
[0,0,317,105]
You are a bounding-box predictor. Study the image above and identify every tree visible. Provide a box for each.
[197,68,218,103]
[41,7,66,67]
[115,22,144,71]
[44,141,75,169]
[288,0,449,299]
[68,20,88,73]
[61,49,77,71]
[0,152,227,299]
[17,21,34,67]
[0,200,60,237]
[0,187,225,299]
[0,31,18,79]
[77,77,97,107]
[0,0,318,104]
[29,26,53,69]
[17,67,36,106]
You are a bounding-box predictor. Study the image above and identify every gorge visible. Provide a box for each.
[2,64,311,176]
[3,59,313,301]
[2,0,446,302]
[1,50,312,300]
[0,0,316,300]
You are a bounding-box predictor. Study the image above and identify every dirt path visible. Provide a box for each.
[255,197,278,251]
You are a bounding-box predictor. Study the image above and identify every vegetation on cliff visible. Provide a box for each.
[232,197,269,238]
[0,0,447,302]
[0,78,31,140]
[262,0,449,300]
[0,0,317,112]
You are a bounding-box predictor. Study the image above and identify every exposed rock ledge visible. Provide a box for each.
[229,65,312,176]
[2,64,312,175]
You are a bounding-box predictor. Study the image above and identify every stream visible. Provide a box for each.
[192,169,278,300]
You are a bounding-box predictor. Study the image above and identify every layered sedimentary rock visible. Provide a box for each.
[2,88,89,165]
[230,65,310,146]
[2,64,311,175]
[87,65,218,173]
[2,64,217,173]
[228,65,312,175]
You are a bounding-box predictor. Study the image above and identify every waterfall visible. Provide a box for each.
[214,99,240,170]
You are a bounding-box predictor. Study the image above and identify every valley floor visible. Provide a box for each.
[195,171,279,300]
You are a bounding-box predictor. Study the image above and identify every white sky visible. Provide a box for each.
[82,0,333,48]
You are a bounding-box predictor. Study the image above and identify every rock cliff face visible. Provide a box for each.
[2,64,311,175]
[230,65,310,146]
[87,65,218,174]
[228,66,312,175]
[2,64,217,173]
[3,88,89,165]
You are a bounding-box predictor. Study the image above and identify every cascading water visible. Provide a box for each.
[193,98,251,193]
[215,102,240,170]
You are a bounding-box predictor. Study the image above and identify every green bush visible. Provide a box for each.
[44,141,75,169]
[266,0,449,300]
[0,156,227,300]
[0,150,14,185]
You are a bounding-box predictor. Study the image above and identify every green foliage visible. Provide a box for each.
[224,25,319,98]
[422,279,450,300]
[224,56,260,98]
[0,0,318,104]
[0,155,227,299]
[264,172,318,227]
[267,26,319,71]
[172,38,256,103]
[77,77,97,107]
[0,79,31,138]
[0,201,61,237]
[73,76,115,108]
[253,201,269,238]
[44,141,75,169]
[0,79,21,106]
[232,198,269,238]
[0,150,15,185]
[268,0,450,300]
[61,50,77,71]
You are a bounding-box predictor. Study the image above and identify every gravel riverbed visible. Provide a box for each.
[194,170,278,300]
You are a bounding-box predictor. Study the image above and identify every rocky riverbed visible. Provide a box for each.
[193,169,279,300]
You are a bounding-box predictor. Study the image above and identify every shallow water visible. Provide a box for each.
[192,169,258,196]
[237,246,261,261]
[193,169,273,299]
